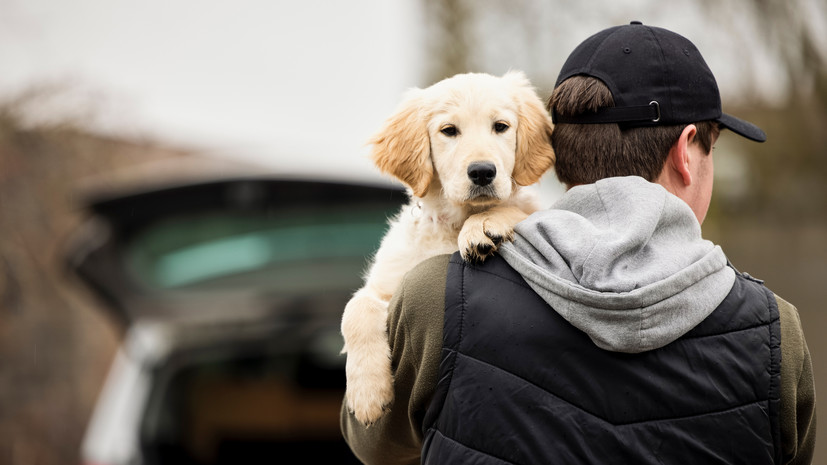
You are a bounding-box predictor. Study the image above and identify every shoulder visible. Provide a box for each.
[391,255,451,306]
[775,293,809,392]
[388,254,452,346]
[774,294,813,394]
[398,254,453,294]
[774,293,810,383]
[775,294,807,355]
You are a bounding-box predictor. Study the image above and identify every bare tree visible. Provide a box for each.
[421,0,474,82]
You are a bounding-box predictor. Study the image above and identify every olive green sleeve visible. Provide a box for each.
[777,294,817,465]
[341,254,451,465]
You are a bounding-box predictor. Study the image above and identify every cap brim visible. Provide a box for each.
[718,113,766,142]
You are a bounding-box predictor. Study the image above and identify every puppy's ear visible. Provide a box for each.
[505,71,556,186]
[369,89,433,198]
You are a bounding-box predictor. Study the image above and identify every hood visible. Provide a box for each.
[499,176,735,353]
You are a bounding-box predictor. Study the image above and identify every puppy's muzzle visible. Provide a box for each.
[467,162,497,186]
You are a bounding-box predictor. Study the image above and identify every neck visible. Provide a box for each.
[415,193,466,229]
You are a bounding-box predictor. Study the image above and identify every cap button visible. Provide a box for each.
[630,21,643,25]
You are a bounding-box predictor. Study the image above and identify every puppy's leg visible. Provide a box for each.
[341,217,413,425]
[341,286,394,425]
[459,205,530,263]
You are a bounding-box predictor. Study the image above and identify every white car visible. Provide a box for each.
[66,175,404,465]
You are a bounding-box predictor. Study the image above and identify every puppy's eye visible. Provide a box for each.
[493,121,510,133]
[440,125,458,137]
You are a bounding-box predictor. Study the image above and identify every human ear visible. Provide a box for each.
[668,124,698,187]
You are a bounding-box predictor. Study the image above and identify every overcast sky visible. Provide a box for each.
[0,0,426,180]
[0,0,816,183]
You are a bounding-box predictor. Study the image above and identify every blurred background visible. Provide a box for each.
[0,0,824,464]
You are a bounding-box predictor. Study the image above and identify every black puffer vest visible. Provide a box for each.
[421,254,781,465]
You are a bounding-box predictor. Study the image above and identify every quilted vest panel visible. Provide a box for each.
[422,254,781,465]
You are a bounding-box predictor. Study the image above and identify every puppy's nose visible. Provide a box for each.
[468,162,497,186]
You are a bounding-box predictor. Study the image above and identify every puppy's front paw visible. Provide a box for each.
[345,347,394,425]
[459,214,513,263]
[342,293,395,425]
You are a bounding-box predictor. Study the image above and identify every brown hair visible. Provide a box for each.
[548,76,718,186]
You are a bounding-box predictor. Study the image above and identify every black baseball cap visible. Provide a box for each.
[552,21,766,142]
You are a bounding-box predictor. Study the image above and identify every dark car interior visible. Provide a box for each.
[140,317,360,465]
[68,178,405,464]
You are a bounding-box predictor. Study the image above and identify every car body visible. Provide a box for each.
[67,172,405,465]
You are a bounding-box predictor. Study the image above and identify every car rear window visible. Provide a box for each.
[125,205,393,294]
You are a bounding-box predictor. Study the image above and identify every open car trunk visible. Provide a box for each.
[67,174,404,464]
[139,313,360,465]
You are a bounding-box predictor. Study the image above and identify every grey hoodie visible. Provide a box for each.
[500,176,735,353]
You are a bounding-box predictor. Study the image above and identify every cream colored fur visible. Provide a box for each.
[341,71,554,425]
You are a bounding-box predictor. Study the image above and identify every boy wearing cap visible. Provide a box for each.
[341,23,816,465]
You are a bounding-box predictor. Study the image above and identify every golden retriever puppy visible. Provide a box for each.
[341,71,554,425]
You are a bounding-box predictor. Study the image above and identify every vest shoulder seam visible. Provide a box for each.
[680,317,780,342]
[454,256,533,291]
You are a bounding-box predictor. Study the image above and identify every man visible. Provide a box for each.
[341,22,816,464]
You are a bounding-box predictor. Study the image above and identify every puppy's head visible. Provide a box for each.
[370,71,554,203]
